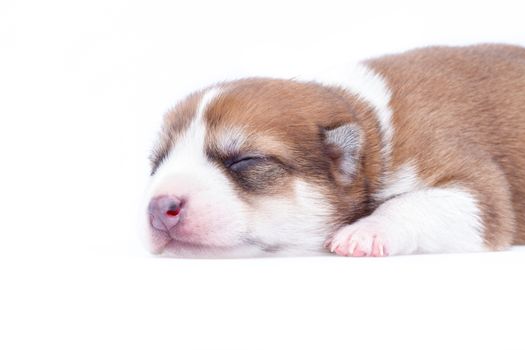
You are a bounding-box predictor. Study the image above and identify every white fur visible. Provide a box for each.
[331,186,486,255]
[246,180,335,255]
[148,88,222,197]
[374,162,426,201]
[377,186,485,254]
[303,62,394,167]
[348,162,484,255]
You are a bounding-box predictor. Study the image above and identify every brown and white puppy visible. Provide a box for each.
[143,44,525,258]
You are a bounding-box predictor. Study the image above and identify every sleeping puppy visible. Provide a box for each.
[143,44,525,258]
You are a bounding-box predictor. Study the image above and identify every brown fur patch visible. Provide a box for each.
[367,44,525,247]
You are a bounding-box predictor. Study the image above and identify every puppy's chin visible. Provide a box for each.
[155,236,331,258]
[158,241,268,258]
[142,225,262,258]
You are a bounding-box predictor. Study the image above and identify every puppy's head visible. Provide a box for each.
[144,79,368,257]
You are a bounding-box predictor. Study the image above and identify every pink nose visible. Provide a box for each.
[148,195,183,233]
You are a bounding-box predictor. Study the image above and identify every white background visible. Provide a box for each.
[1,0,525,349]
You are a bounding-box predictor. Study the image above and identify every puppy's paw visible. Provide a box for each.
[325,218,389,257]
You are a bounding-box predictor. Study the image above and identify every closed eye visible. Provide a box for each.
[225,156,267,172]
[219,154,289,192]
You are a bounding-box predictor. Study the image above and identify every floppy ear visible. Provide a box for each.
[322,123,363,184]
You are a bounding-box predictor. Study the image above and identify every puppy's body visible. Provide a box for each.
[365,45,525,250]
[145,44,525,257]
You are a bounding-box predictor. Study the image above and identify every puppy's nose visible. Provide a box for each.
[148,195,183,232]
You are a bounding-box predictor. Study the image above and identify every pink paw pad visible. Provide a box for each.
[327,235,388,257]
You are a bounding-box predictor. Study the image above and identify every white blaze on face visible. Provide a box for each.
[144,88,249,252]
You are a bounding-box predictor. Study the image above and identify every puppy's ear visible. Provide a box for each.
[322,123,363,184]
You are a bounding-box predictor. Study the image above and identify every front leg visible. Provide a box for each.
[327,186,490,256]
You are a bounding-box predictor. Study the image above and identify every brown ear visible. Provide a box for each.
[322,123,362,184]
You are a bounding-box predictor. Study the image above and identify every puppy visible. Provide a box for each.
[144,44,525,258]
